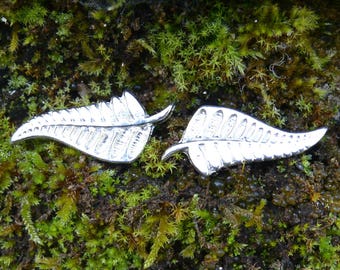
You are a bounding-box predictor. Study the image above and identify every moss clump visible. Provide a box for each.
[0,0,339,269]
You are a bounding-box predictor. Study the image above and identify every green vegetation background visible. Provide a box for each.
[0,0,339,269]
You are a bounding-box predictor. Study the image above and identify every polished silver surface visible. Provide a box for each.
[11,91,174,162]
[162,106,327,176]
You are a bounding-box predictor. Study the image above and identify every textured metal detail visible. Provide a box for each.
[162,106,327,176]
[11,91,174,162]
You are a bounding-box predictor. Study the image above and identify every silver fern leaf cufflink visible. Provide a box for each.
[162,106,327,176]
[11,91,174,163]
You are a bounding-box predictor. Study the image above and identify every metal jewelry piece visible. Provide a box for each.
[11,91,174,163]
[162,106,327,176]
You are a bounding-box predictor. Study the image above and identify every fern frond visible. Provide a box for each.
[13,3,48,26]
[55,193,77,226]
[0,168,12,194]
[35,255,61,269]
[290,6,318,33]
[144,215,177,268]
[21,198,42,244]
[78,59,104,75]
[9,28,19,53]
[81,41,96,59]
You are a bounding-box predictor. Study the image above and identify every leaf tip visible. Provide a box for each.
[148,104,175,124]
[11,126,25,143]
[308,127,327,146]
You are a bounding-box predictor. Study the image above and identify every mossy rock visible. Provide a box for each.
[0,0,339,269]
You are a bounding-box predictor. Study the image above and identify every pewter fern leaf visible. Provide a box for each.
[162,106,327,176]
[12,91,174,162]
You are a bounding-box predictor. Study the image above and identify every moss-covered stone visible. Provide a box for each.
[0,0,339,269]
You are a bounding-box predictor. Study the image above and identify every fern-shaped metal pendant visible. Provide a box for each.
[162,106,327,176]
[11,91,174,162]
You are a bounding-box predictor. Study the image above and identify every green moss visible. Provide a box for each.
[147,6,248,96]
[0,0,339,269]
[139,138,178,178]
